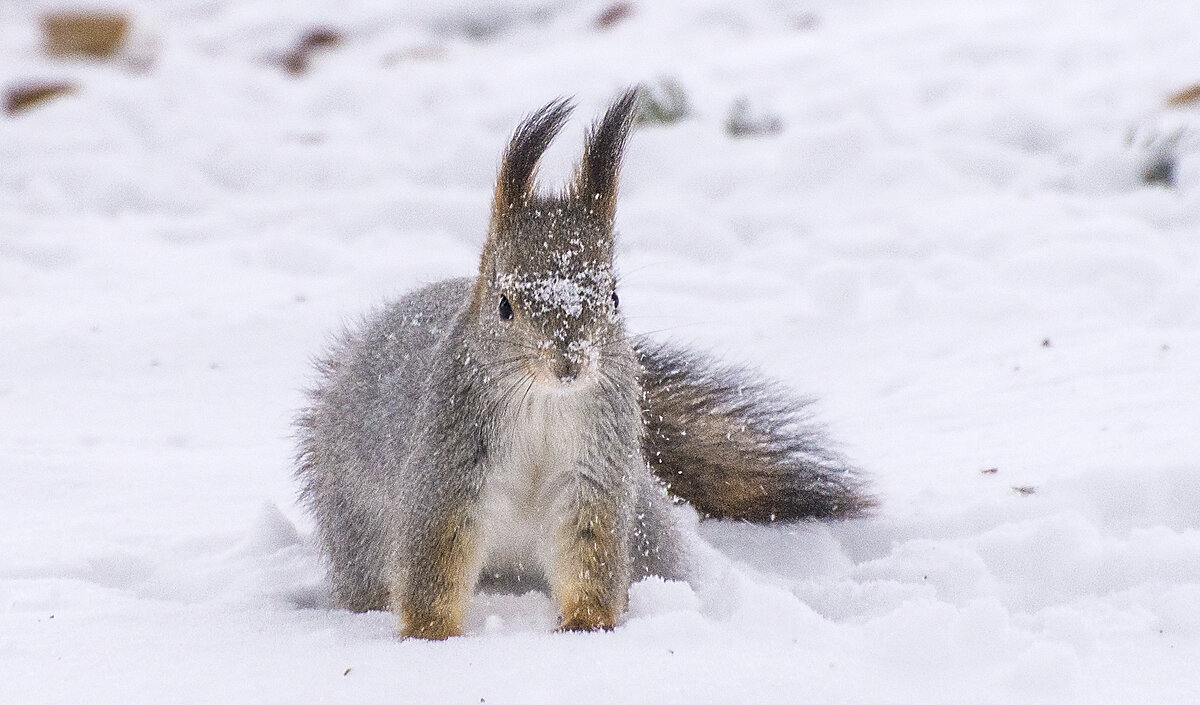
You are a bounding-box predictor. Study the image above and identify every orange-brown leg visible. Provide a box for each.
[396,513,478,640]
[550,503,629,632]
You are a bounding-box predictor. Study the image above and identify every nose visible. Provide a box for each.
[550,353,578,383]
[547,341,595,384]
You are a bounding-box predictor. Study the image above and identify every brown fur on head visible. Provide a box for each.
[470,90,640,384]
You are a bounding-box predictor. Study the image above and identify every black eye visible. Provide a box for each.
[611,291,619,309]
[498,294,513,321]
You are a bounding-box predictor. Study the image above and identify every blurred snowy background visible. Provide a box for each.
[2,1,1199,703]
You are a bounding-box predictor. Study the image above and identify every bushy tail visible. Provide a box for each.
[637,342,875,522]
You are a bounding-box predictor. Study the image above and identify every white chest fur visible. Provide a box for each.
[474,383,595,577]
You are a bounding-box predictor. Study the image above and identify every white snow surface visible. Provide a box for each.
[3,0,1200,702]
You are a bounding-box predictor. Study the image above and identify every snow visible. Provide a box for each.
[3,0,1199,702]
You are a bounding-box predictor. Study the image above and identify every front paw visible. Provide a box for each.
[557,600,616,632]
[400,608,462,640]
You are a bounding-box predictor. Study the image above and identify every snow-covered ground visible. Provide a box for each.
[3,0,1199,702]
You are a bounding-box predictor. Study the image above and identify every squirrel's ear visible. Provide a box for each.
[574,87,640,223]
[492,97,575,217]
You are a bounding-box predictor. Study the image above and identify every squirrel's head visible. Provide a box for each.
[470,90,639,387]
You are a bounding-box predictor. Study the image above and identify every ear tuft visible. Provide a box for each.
[575,87,640,221]
[493,97,575,214]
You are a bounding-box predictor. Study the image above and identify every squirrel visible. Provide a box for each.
[295,89,873,640]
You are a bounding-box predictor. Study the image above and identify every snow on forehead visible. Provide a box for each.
[499,266,613,319]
